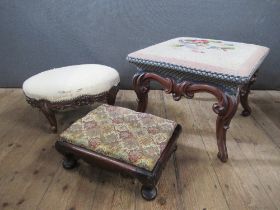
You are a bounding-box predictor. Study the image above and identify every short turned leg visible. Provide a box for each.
[40,102,57,133]
[216,95,239,162]
[106,93,117,105]
[62,155,78,170]
[141,185,157,201]
[106,86,119,105]
[133,73,150,112]
[240,73,257,117]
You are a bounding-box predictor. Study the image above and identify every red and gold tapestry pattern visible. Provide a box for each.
[60,104,177,171]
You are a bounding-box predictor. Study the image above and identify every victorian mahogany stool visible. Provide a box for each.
[127,37,269,162]
[55,104,181,201]
[23,64,120,133]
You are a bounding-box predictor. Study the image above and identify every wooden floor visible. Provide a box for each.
[0,89,280,210]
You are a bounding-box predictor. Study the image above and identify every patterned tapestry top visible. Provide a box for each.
[127,37,269,83]
[60,104,177,171]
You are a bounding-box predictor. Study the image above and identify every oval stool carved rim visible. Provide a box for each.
[23,64,120,102]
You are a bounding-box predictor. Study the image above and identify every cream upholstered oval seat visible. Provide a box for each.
[23,64,120,102]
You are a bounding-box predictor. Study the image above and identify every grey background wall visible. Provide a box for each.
[0,0,279,89]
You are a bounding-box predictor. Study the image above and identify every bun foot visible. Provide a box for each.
[62,157,77,170]
[141,185,157,201]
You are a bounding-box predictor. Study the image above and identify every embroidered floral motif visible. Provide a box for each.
[88,138,101,149]
[174,39,235,53]
[128,151,142,163]
[60,104,177,171]
[119,131,133,139]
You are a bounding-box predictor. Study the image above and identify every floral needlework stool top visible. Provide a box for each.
[127,37,269,88]
[60,104,177,171]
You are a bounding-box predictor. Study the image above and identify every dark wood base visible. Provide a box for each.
[25,85,119,133]
[141,185,157,201]
[240,73,257,117]
[62,155,78,170]
[133,72,241,163]
[55,125,181,201]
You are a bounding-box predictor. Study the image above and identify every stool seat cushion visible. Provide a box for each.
[22,64,120,102]
[60,104,177,171]
[127,37,269,83]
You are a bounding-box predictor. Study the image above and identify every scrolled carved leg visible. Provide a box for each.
[141,185,157,201]
[240,73,257,117]
[132,72,241,162]
[216,94,239,162]
[40,102,57,133]
[133,73,150,112]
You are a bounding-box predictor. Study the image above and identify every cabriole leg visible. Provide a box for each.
[132,72,241,162]
[40,102,57,133]
[216,94,239,162]
[133,73,150,112]
[106,86,119,105]
[106,92,117,105]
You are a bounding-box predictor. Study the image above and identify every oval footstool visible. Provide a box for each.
[23,64,120,132]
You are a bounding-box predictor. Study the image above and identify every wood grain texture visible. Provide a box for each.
[0,89,279,210]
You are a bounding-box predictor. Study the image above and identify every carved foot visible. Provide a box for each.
[141,185,157,201]
[133,73,150,112]
[62,156,77,170]
[40,102,57,133]
[240,87,252,117]
[240,73,257,117]
[217,151,228,163]
[216,94,239,163]
[241,109,251,117]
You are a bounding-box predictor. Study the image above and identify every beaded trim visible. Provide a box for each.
[25,85,119,110]
[127,56,251,85]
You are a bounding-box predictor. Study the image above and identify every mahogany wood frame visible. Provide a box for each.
[55,124,182,201]
[133,72,257,162]
[240,73,257,116]
[25,85,119,133]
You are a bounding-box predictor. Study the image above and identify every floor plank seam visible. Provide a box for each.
[250,113,280,151]
[162,92,186,210]
[187,99,232,210]
[36,164,61,209]
[230,121,279,209]
[1,90,280,210]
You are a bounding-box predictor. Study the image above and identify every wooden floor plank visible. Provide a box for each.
[249,91,280,148]
[192,93,277,210]
[0,105,44,170]
[250,91,280,129]
[0,88,15,101]
[87,90,136,210]
[134,90,183,210]
[0,93,60,209]
[227,95,280,208]
[163,94,230,210]
[0,134,59,209]
[0,89,280,210]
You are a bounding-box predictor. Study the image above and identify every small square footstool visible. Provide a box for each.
[55,104,181,200]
